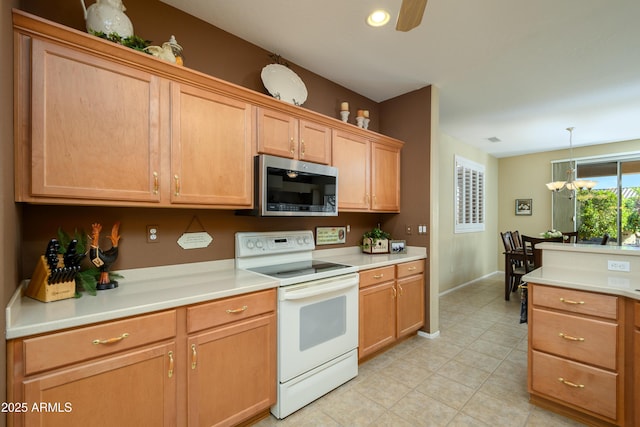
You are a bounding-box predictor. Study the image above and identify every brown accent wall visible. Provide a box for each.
[2,1,21,425]
[14,0,431,279]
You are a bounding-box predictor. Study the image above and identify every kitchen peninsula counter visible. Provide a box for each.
[522,242,640,300]
[6,246,427,339]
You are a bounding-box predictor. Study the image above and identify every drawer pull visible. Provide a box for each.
[191,344,197,369]
[558,377,584,389]
[92,332,129,345]
[168,351,174,378]
[373,274,384,279]
[559,297,584,305]
[558,332,584,342]
[226,305,248,314]
[407,267,417,271]
[559,332,585,342]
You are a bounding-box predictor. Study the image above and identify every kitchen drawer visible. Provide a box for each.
[23,310,177,375]
[531,350,618,421]
[531,308,618,370]
[359,266,395,289]
[531,284,618,320]
[187,289,276,333]
[396,260,424,279]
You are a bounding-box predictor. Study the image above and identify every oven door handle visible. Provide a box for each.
[281,278,358,301]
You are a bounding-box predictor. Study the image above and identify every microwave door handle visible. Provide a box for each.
[282,279,358,301]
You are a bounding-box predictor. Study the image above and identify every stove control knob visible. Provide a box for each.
[246,240,255,249]
[296,237,304,245]
[256,240,264,249]
[303,236,311,245]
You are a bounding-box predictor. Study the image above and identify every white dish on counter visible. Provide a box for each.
[261,63,308,106]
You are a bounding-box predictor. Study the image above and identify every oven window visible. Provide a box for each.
[299,295,346,351]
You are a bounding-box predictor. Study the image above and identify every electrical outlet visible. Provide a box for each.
[147,225,159,243]
[346,225,350,233]
[607,260,630,272]
[405,225,412,235]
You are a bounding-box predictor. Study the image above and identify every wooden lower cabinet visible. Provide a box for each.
[21,342,177,427]
[358,261,425,360]
[186,289,277,427]
[8,289,277,427]
[528,283,626,426]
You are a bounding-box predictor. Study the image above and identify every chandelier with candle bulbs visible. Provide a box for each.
[546,127,597,193]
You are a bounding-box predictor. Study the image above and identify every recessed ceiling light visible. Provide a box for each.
[487,137,501,143]
[367,9,390,27]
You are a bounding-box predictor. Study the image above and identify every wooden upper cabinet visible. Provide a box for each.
[257,107,331,164]
[332,130,370,210]
[170,83,254,207]
[371,141,401,212]
[298,119,332,164]
[332,130,402,212]
[26,38,161,203]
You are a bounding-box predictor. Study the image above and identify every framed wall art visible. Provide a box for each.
[515,199,532,216]
[390,240,407,254]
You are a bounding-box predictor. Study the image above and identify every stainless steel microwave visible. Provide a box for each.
[244,154,338,216]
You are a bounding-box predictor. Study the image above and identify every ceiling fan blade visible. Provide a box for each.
[396,0,428,32]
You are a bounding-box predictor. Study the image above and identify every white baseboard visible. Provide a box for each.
[417,330,440,339]
[438,271,503,297]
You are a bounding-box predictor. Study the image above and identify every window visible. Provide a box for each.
[551,153,640,246]
[455,155,485,233]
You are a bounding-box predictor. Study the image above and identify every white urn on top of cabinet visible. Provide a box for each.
[81,0,134,38]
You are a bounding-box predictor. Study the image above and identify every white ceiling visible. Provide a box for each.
[160,0,640,158]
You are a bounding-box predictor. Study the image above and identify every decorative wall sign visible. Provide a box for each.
[315,226,347,245]
[177,216,213,249]
[515,198,533,216]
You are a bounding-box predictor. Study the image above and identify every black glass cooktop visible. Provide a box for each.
[248,260,351,279]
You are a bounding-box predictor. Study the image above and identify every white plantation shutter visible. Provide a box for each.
[455,155,485,233]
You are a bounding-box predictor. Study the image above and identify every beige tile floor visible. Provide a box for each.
[255,273,586,426]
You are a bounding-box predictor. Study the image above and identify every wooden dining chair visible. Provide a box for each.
[501,231,525,300]
[561,231,578,243]
[511,230,523,249]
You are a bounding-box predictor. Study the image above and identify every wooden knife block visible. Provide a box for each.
[25,256,76,302]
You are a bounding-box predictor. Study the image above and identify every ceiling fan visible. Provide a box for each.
[396,0,428,32]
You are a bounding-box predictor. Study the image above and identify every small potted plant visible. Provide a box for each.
[362,227,391,254]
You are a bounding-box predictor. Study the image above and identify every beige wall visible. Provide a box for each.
[497,138,640,270]
[438,133,499,293]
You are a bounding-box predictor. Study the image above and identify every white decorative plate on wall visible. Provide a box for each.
[261,64,308,106]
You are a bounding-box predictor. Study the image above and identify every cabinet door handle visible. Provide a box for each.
[290,138,295,155]
[191,344,197,369]
[398,283,404,296]
[392,286,397,299]
[373,274,384,279]
[300,139,305,157]
[174,175,180,196]
[559,333,585,342]
[168,351,174,378]
[558,377,584,388]
[559,297,584,305]
[153,172,159,194]
[92,332,129,345]
[226,305,248,314]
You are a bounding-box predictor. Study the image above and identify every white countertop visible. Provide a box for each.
[6,246,427,339]
[523,242,640,300]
